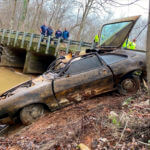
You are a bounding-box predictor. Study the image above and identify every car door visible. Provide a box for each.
[53,54,114,106]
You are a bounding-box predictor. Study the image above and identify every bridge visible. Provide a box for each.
[0,29,94,74]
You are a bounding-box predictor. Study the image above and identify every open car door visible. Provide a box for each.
[99,15,140,49]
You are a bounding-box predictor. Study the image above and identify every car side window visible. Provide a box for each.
[100,54,127,65]
[65,55,102,75]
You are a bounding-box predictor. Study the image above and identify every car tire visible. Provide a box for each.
[118,75,140,95]
[20,104,45,125]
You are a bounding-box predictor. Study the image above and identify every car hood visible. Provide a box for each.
[0,80,32,100]
[0,73,56,100]
[99,15,140,49]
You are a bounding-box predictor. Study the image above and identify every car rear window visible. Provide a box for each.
[65,55,102,75]
[100,54,127,65]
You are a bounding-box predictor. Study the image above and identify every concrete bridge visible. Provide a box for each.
[0,29,93,74]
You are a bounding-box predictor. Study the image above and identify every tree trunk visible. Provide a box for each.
[10,0,17,29]
[76,0,93,40]
[146,0,150,96]
[30,0,44,32]
[30,1,40,32]
[17,0,30,30]
[36,0,44,29]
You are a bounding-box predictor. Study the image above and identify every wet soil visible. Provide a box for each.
[0,92,127,150]
[0,90,149,150]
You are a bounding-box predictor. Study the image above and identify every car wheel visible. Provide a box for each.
[20,104,45,125]
[118,75,140,95]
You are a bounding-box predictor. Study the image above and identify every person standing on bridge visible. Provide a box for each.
[62,28,69,40]
[46,26,53,37]
[46,26,53,43]
[40,24,47,42]
[55,29,62,45]
[55,29,62,39]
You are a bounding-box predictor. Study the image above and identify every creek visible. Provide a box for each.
[0,67,34,94]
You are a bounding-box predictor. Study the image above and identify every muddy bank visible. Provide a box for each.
[0,92,127,149]
[0,91,149,150]
[0,89,150,150]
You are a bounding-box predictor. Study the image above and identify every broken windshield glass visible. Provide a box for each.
[100,21,133,48]
[44,57,67,75]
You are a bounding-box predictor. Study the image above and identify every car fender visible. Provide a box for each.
[0,81,56,117]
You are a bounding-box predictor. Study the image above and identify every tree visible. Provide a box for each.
[0,0,144,42]
[146,0,150,95]
[30,0,44,32]
[17,0,30,30]
[10,0,17,29]
[73,0,141,40]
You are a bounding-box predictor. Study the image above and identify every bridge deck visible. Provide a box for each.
[0,29,94,74]
[0,29,146,74]
[0,29,94,56]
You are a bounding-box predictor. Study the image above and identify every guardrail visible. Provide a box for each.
[0,29,94,56]
[0,28,146,56]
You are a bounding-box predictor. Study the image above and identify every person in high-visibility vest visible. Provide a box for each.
[93,34,99,48]
[122,39,136,50]
[122,39,129,48]
[130,39,136,50]
[127,40,132,49]
[94,34,99,44]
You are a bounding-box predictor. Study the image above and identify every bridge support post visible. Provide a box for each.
[23,51,55,74]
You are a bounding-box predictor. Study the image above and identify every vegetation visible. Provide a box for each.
[0,0,147,49]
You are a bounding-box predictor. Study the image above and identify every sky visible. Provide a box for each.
[111,0,149,20]
[105,0,149,50]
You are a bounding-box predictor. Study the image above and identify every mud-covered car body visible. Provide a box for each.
[0,15,146,124]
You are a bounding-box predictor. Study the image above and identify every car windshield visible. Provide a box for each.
[45,57,67,74]
[100,21,133,48]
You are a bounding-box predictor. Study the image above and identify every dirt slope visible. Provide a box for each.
[0,91,149,150]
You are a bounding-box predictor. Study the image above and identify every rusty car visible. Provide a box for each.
[0,15,146,125]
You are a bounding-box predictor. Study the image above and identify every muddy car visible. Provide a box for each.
[0,15,146,125]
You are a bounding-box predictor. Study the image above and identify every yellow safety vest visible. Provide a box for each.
[122,39,136,50]
[130,42,136,50]
[127,41,132,49]
[94,34,99,43]
[122,39,128,48]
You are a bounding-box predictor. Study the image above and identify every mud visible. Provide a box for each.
[0,90,149,150]
[0,67,33,94]
[0,92,127,149]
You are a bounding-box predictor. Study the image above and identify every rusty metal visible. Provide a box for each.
[0,15,146,125]
[0,49,146,124]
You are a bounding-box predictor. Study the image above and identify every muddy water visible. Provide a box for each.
[0,67,34,94]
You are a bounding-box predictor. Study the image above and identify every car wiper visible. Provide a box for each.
[86,48,114,54]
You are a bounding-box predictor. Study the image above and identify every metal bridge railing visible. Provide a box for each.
[0,29,94,56]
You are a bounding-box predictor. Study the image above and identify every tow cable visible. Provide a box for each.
[134,23,148,40]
